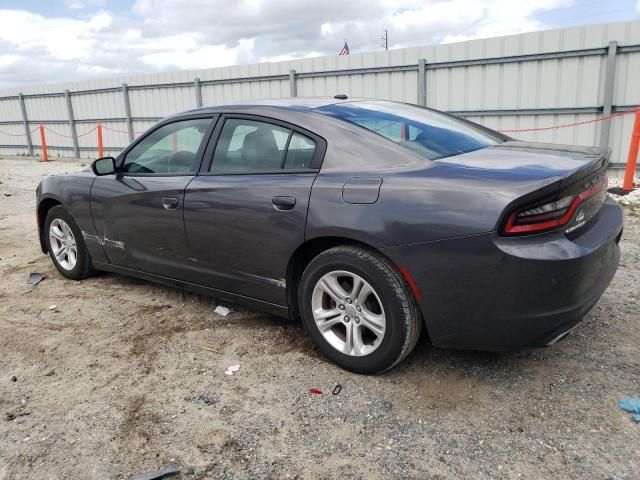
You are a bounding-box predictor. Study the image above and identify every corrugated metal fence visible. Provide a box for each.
[0,20,639,172]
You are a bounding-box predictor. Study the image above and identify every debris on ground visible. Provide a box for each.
[201,346,221,354]
[308,388,323,395]
[224,364,240,376]
[10,375,17,382]
[26,272,44,287]
[196,394,219,406]
[618,397,640,422]
[1,157,639,479]
[332,384,342,395]
[129,463,181,480]
[214,305,232,316]
[4,412,31,422]
[608,178,640,206]
[48,304,57,311]
[45,369,55,376]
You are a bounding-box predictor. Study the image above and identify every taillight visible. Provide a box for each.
[502,173,607,235]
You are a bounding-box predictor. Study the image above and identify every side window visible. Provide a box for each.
[284,133,316,170]
[210,118,317,173]
[122,118,211,174]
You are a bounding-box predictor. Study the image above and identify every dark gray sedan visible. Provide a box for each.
[36,97,622,373]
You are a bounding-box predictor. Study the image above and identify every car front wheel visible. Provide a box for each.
[44,206,94,280]
[299,245,422,374]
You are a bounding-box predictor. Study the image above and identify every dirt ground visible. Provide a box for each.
[0,156,639,480]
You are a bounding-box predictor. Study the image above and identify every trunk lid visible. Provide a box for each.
[434,140,610,236]
[417,140,611,237]
[435,140,608,185]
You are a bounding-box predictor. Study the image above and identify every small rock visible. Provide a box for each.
[10,375,17,382]
[196,395,219,406]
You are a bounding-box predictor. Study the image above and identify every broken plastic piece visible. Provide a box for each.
[308,388,323,395]
[4,412,31,422]
[619,397,640,422]
[224,364,240,376]
[129,463,180,480]
[27,272,44,286]
[332,384,342,395]
[214,305,232,316]
[48,304,57,310]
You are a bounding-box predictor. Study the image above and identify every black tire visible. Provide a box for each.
[44,205,94,280]
[299,245,422,374]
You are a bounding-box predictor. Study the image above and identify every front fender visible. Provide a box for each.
[36,172,107,262]
[36,193,67,253]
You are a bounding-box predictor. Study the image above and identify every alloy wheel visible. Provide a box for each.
[311,270,386,356]
[49,218,78,271]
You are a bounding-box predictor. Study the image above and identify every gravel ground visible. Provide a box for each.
[0,156,639,480]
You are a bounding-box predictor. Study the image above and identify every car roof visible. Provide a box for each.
[178,96,371,116]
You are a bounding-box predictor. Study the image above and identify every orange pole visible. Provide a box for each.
[97,122,104,158]
[39,123,48,162]
[622,107,640,191]
[172,131,178,152]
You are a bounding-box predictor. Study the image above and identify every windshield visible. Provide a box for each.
[317,101,503,160]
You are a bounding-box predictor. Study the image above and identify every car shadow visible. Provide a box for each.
[89,272,580,382]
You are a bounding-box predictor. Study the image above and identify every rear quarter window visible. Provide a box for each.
[318,101,503,161]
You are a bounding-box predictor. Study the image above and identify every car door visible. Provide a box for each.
[90,115,217,279]
[183,114,326,305]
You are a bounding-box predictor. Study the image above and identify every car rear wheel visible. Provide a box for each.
[44,206,94,280]
[299,245,422,374]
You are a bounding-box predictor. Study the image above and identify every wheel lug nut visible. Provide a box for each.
[339,304,345,310]
[356,306,361,312]
[355,317,360,324]
[344,316,350,322]
[347,298,352,304]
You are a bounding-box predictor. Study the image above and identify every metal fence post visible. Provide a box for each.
[599,41,617,149]
[18,93,33,156]
[194,77,203,107]
[417,59,427,107]
[289,69,297,97]
[64,89,80,157]
[122,83,134,142]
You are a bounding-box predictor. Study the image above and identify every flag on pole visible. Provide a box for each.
[338,41,350,56]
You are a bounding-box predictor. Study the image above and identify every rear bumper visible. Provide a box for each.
[383,198,623,351]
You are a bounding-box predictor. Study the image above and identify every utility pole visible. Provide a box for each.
[381,29,388,50]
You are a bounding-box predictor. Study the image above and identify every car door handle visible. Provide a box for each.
[272,196,296,211]
[162,197,179,210]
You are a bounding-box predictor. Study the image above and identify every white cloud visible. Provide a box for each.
[0,0,592,89]
[0,8,251,88]
[637,0,640,13]
[142,40,255,70]
[441,0,575,43]
[63,0,107,9]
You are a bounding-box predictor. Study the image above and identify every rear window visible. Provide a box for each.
[317,101,502,160]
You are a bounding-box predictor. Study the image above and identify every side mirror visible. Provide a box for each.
[91,157,117,176]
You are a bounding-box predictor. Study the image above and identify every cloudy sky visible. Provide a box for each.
[0,0,638,89]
